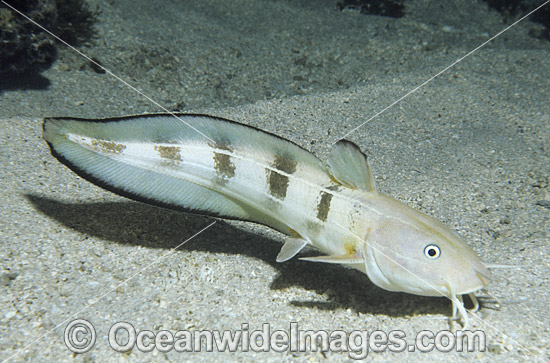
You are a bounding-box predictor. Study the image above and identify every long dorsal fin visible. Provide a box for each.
[276,237,308,262]
[299,253,364,264]
[327,140,377,193]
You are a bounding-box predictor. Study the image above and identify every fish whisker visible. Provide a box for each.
[485,263,523,269]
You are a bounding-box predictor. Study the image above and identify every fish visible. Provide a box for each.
[43,113,496,329]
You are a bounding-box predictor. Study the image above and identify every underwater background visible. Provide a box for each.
[1,0,549,361]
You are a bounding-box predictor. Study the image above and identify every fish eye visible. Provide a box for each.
[424,244,441,259]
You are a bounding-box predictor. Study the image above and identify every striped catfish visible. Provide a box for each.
[43,113,494,329]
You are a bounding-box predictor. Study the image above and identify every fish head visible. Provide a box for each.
[362,195,491,298]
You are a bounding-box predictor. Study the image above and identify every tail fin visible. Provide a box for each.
[43,114,255,221]
[43,114,323,233]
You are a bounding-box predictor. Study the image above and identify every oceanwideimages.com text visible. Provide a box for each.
[65,319,486,358]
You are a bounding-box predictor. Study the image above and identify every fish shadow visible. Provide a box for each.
[26,194,450,320]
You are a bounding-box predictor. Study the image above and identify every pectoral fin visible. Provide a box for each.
[276,237,308,262]
[300,253,364,264]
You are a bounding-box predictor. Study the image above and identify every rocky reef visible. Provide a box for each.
[0,0,97,75]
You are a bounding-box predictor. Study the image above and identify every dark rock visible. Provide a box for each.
[0,0,58,74]
[337,0,405,18]
[484,0,550,40]
[0,0,98,75]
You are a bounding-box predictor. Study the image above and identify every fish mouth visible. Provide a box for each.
[459,267,492,295]
[444,265,493,330]
[476,268,491,287]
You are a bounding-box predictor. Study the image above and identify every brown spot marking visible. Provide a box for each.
[274,153,297,174]
[267,154,297,199]
[267,171,289,199]
[213,152,235,183]
[208,139,236,184]
[209,139,233,152]
[328,173,342,186]
[91,140,126,154]
[287,227,301,238]
[316,191,333,221]
[344,242,357,255]
[154,145,182,163]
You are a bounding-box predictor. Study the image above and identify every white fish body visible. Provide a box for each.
[43,113,491,328]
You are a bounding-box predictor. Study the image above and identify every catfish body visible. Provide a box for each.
[43,113,491,328]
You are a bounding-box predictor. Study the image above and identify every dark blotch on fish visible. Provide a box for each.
[267,154,297,200]
[316,191,333,221]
